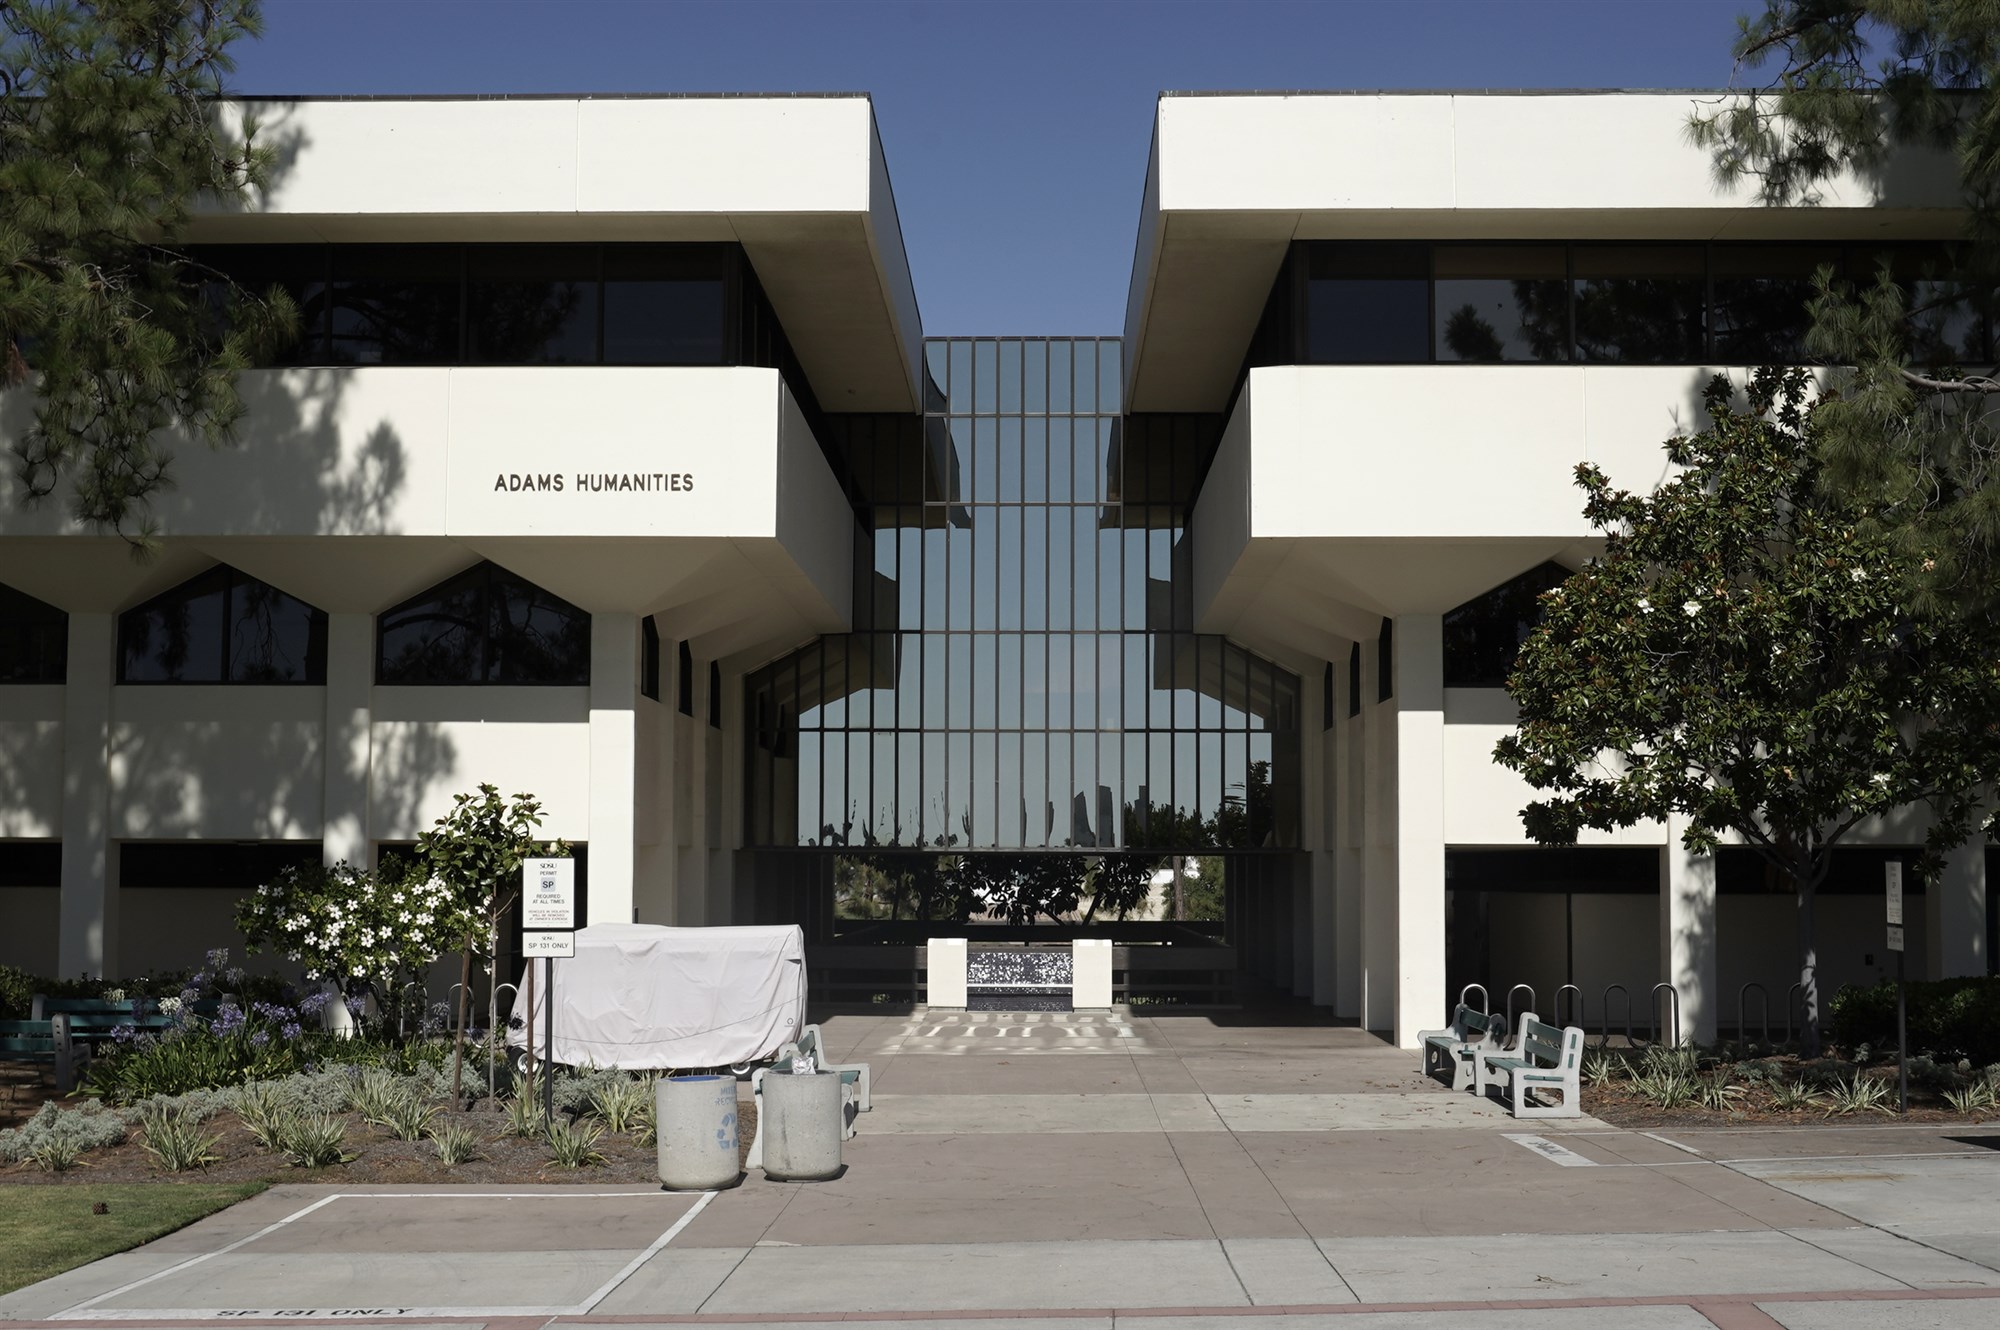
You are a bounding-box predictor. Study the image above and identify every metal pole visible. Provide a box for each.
[1897,947,1909,1115]
[542,955,556,1124]
[524,957,536,1108]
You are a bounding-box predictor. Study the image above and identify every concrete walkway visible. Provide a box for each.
[7,1009,2000,1329]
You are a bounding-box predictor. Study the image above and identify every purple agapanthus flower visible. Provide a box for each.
[250,1030,270,1048]
[344,994,367,1017]
[211,1003,245,1035]
[281,1021,302,1040]
[297,989,331,1016]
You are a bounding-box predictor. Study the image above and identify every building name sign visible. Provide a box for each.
[493,471,696,494]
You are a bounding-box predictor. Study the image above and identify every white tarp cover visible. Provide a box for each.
[508,924,806,1069]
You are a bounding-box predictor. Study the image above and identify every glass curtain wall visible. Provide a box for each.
[746,338,1301,882]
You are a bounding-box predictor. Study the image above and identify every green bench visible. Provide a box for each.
[1473,1013,1585,1119]
[745,1023,871,1170]
[1418,1003,1502,1090]
[0,1015,84,1093]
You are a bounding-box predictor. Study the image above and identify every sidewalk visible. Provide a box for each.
[6,1009,2000,1329]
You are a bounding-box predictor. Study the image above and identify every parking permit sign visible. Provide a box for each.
[524,858,575,929]
[1885,861,1904,927]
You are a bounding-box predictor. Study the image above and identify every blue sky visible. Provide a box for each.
[236,0,1760,335]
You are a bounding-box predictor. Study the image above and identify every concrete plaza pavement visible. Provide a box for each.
[7,1008,2000,1329]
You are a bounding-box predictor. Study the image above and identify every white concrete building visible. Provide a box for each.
[0,92,1988,1045]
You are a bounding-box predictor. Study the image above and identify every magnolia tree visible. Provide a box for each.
[236,861,460,1024]
[1495,370,2000,1056]
[415,784,563,1099]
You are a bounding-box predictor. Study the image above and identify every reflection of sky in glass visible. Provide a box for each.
[746,339,1301,852]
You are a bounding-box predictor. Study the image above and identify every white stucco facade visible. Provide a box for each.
[0,91,1987,1045]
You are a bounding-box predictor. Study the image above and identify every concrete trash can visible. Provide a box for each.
[656,1074,741,1190]
[759,1070,843,1181]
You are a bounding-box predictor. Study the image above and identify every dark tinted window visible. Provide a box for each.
[1377,618,1393,703]
[0,582,67,684]
[330,246,463,365]
[1443,562,1570,688]
[193,244,330,364]
[119,566,325,684]
[1870,245,1993,367]
[641,616,660,701]
[677,640,694,715]
[1571,246,1706,363]
[1433,247,1568,362]
[603,247,726,365]
[1712,245,1843,364]
[1306,244,1429,363]
[120,841,321,889]
[377,562,589,686]
[468,245,598,363]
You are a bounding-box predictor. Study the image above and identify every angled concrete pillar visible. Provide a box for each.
[1929,840,1986,979]
[1358,636,1396,1034]
[322,613,373,869]
[1333,644,1362,1020]
[1392,614,1445,1049]
[588,613,639,925]
[1659,815,1717,1046]
[57,614,115,979]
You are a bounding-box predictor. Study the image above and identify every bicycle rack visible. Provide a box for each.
[1737,983,1771,1046]
[1505,984,1537,1039]
[488,982,519,1102]
[1458,983,1490,1015]
[1784,983,1805,1045]
[1602,984,1633,1048]
[1555,983,1583,1030]
[1650,983,1682,1048]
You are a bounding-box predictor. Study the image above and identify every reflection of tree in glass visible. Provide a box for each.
[228,579,309,681]
[471,281,590,362]
[1442,305,1505,362]
[1572,279,1703,362]
[490,582,590,682]
[1443,562,1570,688]
[332,277,459,363]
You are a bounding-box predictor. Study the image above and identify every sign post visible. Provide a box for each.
[1886,861,1907,1115]
[522,858,576,1125]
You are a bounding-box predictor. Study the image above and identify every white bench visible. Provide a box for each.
[1417,1003,1502,1090]
[1474,1014,1584,1119]
[745,1023,871,1169]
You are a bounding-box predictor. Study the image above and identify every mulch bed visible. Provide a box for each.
[1584,1079,1994,1130]
[1,1069,758,1187]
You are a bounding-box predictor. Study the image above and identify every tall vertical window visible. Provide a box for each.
[747,338,1301,853]
[677,641,694,716]
[376,562,589,685]
[1376,619,1394,704]
[119,566,326,684]
[640,617,661,702]
[0,582,67,684]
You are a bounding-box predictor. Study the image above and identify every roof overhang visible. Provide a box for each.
[1125,92,1966,413]
[191,95,924,412]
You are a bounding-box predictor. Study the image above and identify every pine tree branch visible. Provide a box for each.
[1900,368,2000,394]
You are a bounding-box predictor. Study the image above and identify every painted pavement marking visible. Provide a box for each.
[49,1191,711,1323]
[1503,1133,1598,1167]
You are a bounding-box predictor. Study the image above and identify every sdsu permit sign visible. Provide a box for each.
[523,858,575,930]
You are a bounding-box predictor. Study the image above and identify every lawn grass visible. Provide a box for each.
[0,1183,265,1296]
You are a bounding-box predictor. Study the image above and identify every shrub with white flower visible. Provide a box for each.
[236,862,466,1017]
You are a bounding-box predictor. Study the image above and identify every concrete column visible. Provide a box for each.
[1359,635,1396,1034]
[57,614,115,979]
[1333,646,1363,1020]
[1392,614,1446,1049]
[1659,815,1717,1046]
[927,937,967,1007]
[587,614,638,925]
[1929,840,1986,979]
[321,613,372,868]
[1072,938,1112,1009]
